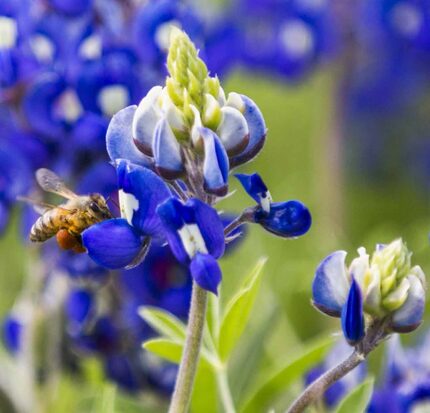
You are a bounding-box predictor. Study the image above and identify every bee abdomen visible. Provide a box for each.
[30,210,59,242]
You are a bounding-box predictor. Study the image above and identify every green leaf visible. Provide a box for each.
[219,258,267,361]
[143,338,184,364]
[138,306,187,341]
[240,336,335,413]
[335,377,374,413]
[143,338,216,370]
[191,364,218,413]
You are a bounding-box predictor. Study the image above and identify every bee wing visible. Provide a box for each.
[125,238,152,270]
[36,168,78,200]
[17,196,56,215]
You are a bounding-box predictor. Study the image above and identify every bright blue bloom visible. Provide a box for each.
[157,197,225,294]
[236,172,312,238]
[305,340,367,408]
[2,315,23,355]
[82,159,171,269]
[341,279,365,345]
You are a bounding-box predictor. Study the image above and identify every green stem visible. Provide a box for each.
[168,282,208,413]
[216,368,236,413]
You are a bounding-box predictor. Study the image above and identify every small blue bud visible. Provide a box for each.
[255,200,311,238]
[341,279,365,346]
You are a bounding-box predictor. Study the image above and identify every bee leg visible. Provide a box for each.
[72,235,86,254]
[56,229,78,250]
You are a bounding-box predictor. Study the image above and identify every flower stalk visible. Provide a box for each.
[168,282,208,413]
[287,320,387,413]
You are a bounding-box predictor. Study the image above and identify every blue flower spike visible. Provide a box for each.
[236,172,311,238]
[312,240,426,349]
[157,197,225,294]
[341,278,365,346]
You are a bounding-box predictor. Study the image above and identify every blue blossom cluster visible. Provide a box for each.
[82,28,311,294]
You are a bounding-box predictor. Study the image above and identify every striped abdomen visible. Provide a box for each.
[30,209,72,242]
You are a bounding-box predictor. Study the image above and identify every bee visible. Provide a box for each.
[24,168,112,253]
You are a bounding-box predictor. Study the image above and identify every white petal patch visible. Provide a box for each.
[178,224,208,259]
[260,191,272,214]
[390,2,423,38]
[279,19,314,59]
[155,21,181,51]
[55,89,83,123]
[98,84,129,117]
[0,16,17,49]
[30,34,55,62]
[79,34,102,60]
[119,189,139,225]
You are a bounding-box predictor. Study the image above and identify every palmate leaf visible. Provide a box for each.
[240,336,335,413]
[335,377,374,413]
[219,257,267,361]
[138,306,187,341]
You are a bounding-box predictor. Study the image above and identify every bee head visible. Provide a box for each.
[88,194,112,221]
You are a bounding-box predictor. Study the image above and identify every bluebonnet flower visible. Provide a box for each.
[369,334,430,413]
[230,0,337,79]
[235,173,312,238]
[305,339,367,408]
[83,29,311,296]
[313,239,426,346]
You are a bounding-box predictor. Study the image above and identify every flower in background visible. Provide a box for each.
[231,0,337,79]
[312,239,426,345]
[369,333,430,412]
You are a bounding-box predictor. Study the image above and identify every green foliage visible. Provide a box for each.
[139,306,187,341]
[240,337,335,413]
[219,257,267,361]
[335,377,374,413]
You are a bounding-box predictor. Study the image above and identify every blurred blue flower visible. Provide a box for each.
[369,334,430,412]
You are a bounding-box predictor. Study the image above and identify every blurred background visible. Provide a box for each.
[1,0,430,411]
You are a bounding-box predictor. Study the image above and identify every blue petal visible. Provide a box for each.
[235,173,269,205]
[106,105,152,168]
[230,95,267,167]
[341,279,365,345]
[156,197,195,263]
[116,159,171,236]
[66,288,94,328]
[201,127,229,196]
[190,198,225,259]
[153,117,184,179]
[2,315,22,355]
[82,218,144,269]
[255,200,311,238]
[391,275,425,333]
[157,198,225,262]
[47,0,91,16]
[312,251,350,317]
[71,113,108,153]
[190,253,222,294]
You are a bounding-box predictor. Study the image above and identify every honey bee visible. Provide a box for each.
[24,168,112,253]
